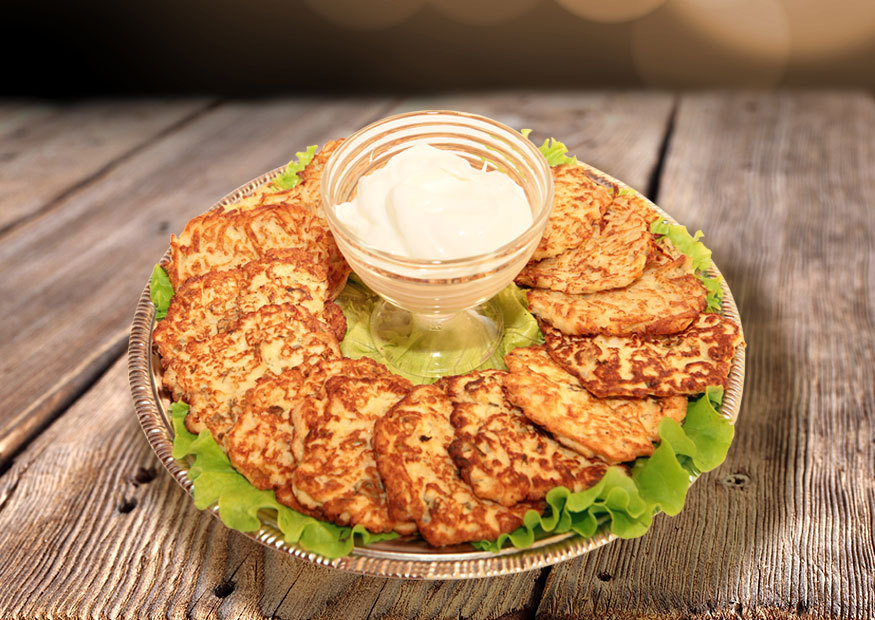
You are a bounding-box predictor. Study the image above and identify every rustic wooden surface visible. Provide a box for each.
[0,92,871,619]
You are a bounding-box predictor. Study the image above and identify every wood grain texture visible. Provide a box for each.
[0,102,56,138]
[537,93,875,619]
[0,93,678,619]
[0,359,544,620]
[0,100,214,233]
[2,93,870,619]
[394,91,676,194]
[0,97,397,466]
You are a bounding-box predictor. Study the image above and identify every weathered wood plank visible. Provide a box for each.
[0,100,214,233]
[0,359,543,620]
[0,93,676,619]
[395,91,676,194]
[537,93,875,619]
[0,98,397,466]
[0,102,56,138]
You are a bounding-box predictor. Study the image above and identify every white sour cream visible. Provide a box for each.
[335,144,532,260]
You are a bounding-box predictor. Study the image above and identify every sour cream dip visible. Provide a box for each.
[334,144,533,260]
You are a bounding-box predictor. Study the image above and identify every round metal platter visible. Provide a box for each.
[128,163,746,580]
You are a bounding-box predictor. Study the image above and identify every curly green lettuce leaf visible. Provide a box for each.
[170,402,397,558]
[150,264,174,321]
[271,145,318,190]
[335,277,542,384]
[521,129,578,167]
[650,219,723,312]
[472,388,733,552]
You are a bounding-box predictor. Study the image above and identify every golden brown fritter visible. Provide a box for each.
[438,370,608,507]
[527,256,706,337]
[153,249,346,360]
[503,347,687,464]
[286,357,398,463]
[223,368,319,517]
[531,164,614,261]
[517,195,650,294]
[615,189,661,226]
[543,313,744,398]
[164,200,349,298]
[292,371,415,534]
[373,384,540,547]
[161,303,341,444]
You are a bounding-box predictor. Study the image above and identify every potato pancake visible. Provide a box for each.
[373,384,539,547]
[543,313,744,398]
[439,370,608,507]
[517,195,650,294]
[503,347,687,464]
[164,200,348,298]
[528,255,706,336]
[153,249,346,360]
[292,371,414,534]
[161,303,341,444]
[531,164,613,261]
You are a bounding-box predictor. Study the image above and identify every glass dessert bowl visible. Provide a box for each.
[321,110,554,379]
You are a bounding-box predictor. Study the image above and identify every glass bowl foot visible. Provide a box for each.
[369,298,504,379]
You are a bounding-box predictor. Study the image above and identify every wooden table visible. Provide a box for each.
[0,92,872,619]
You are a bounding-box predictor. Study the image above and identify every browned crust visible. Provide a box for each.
[527,256,706,337]
[291,370,414,533]
[543,313,744,398]
[532,164,614,261]
[373,385,540,546]
[161,303,341,443]
[439,371,608,507]
[518,194,650,294]
[154,248,345,360]
[164,200,349,298]
[503,346,688,464]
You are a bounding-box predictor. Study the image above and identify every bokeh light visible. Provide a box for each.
[428,0,541,25]
[303,0,425,30]
[781,0,875,59]
[631,0,791,87]
[555,0,666,23]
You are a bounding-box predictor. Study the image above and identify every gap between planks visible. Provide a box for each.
[0,100,220,238]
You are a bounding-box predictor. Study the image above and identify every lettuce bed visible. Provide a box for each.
[149,135,737,558]
[336,277,542,385]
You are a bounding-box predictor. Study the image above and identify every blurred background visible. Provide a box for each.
[5,0,875,95]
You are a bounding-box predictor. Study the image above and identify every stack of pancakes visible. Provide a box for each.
[154,143,743,547]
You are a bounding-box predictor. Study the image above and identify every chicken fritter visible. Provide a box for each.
[223,368,319,517]
[373,384,540,547]
[153,249,346,360]
[285,357,398,463]
[543,313,744,398]
[292,371,415,534]
[517,195,650,294]
[503,347,687,464]
[164,200,348,298]
[161,303,341,444]
[531,164,614,261]
[527,255,706,337]
[438,370,608,507]
[615,189,661,226]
